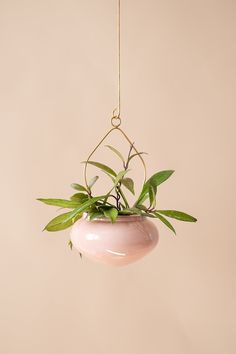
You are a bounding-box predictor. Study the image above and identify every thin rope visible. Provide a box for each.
[83,0,147,189]
[118,0,121,118]
[112,0,121,122]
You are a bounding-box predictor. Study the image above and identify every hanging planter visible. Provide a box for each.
[38,130,196,266]
[37,0,197,266]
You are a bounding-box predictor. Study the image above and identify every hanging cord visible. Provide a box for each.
[83,0,147,189]
[111,0,121,127]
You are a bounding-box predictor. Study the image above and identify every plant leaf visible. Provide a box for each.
[103,170,130,208]
[105,145,125,163]
[82,161,116,177]
[44,211,82,232]
[37,198,81,208]
[114,170,130,186]
[157,210,197,222]
[71,183,88,192]
[154,212,176,235]
[136,204,148,211]
[63,195,106,223]
[119,207,142,215]
[68,240,73,250]
[70,193,89,203]
[88,176,99,189]
[103,207,118,223]
[88,211,104,220]
[149,170,174,188]
[142,212,157,218]
[121,178,135,195]
[136,170,174,205]
[148,185,156,208]
[128,152,147,163]
[103,171,116,183]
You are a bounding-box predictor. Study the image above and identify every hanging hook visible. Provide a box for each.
[111,115,121,127]
[112,107,121,127]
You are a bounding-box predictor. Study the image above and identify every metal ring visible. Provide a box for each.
[111,116,121,127]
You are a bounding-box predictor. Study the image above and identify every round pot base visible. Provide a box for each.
[70,214,159,266]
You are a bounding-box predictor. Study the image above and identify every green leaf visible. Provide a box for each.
[37,198,80,208]
[157,210,197,222]
[88,211,104,220]
[71,183,88,192]
[82,161,116,177]
[63,195,106,223]
[142,212,157,218]
[128,152,147,163]
[148,185,156,208]
[121,178,135,195]
[88,176,99,189]
[70,193,88,203]
[154,212,176,235]
[136,204,148,211]
[103,171,130,209]
[114,170,130,186]
[105,145,125,163]
[119,207,142,215]
[44,211,82,232]
[68,240,73,250]
[44,196,106,232]
[136,170,174,205]
[149,170,174,187]
[103,171,116,183]
[103,207,118,223]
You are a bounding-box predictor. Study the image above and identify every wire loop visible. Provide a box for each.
[111,116,121,127]
[84,127,147,190]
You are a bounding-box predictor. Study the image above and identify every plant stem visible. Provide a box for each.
[118,187,129,208]
[125,142,135,170]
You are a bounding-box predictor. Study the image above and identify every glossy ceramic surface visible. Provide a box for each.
[70,214,159,266]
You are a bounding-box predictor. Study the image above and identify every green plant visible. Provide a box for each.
[38,144,197,234]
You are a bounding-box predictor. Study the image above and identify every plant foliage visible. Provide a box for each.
[38,144,197,235]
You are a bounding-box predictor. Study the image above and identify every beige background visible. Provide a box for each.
[0,0,235,353]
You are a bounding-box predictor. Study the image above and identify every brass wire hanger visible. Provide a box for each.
[84,0,147,189]
[111,0,121,127]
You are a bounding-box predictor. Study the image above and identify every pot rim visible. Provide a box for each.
[83,212,146,223]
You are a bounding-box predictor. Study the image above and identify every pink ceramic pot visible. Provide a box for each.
[70,214,159,266]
